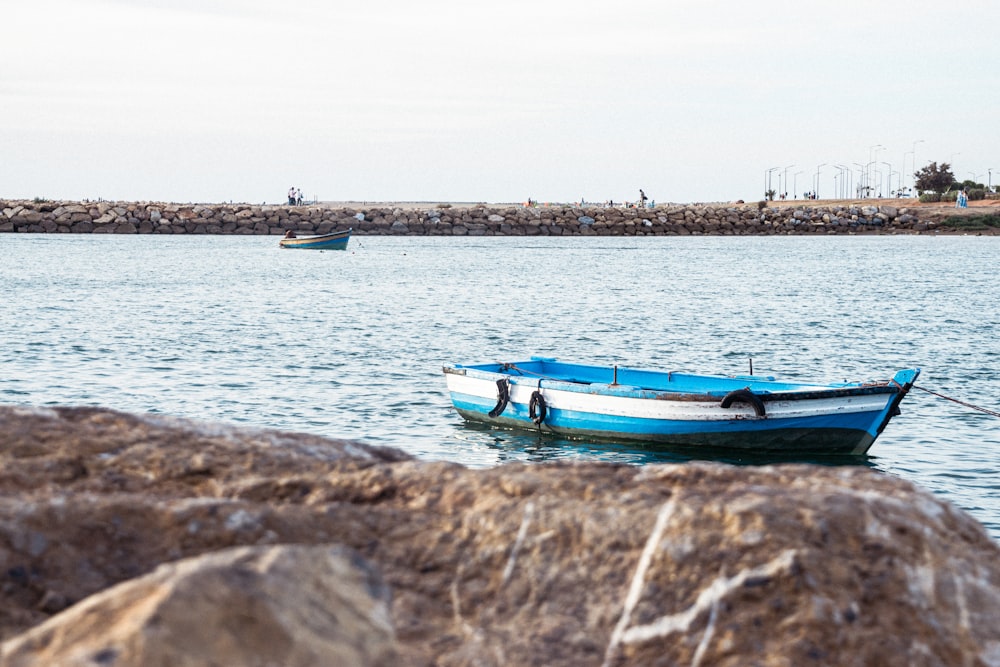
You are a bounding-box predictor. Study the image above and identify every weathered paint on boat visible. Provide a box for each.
[278,228,351,250]
[443,358,920,455]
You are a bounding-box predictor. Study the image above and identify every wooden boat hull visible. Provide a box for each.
[278,229,351,250]
[443,358,920,455]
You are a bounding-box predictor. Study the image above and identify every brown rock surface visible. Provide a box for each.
[2,405,1000,666]
[1,545,397,667]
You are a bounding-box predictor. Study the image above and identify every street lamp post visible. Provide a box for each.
[911,139,924,190]
[902,151,913,195]
[853,162,865,199]
[793,171,803,199]
[990,168,995,192]
[865,161,879,197]
[835,165,849,199]
[882,162,893,197]
[782,164,795,199]
[765,166,778,199]
[815,163,827,199]
[837,165,852,199]
[868,144,884,198]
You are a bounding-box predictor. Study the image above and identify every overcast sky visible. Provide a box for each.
[3,0,998,205]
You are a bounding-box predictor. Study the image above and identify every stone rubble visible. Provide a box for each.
[0,199,966,236]
[2,405,1000,666]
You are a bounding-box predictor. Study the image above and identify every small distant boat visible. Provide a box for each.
[279,228,351,250]
[443,357,921,455]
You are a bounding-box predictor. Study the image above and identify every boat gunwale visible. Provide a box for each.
[442,365,904,402]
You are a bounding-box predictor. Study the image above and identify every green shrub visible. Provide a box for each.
[919,192,941,203]
[940,214,1000,230]
[941,191,958,202]
[969,189,986,201]
[757,200,767,210]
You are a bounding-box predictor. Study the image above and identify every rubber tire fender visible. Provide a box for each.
[488,379,510,418]
[720,389,766,417]
[529,390,547,425]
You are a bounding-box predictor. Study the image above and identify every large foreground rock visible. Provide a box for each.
[1,545,396,667]
[2,405,1000,666]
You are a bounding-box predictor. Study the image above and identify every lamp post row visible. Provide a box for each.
[768,140,994,200]
[766,148,992,200]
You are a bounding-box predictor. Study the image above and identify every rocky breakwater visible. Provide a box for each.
[1,199,951,236]
[3,405,1000,666]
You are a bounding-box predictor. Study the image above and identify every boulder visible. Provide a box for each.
[1,545,397,667]
[2,405,1000,665]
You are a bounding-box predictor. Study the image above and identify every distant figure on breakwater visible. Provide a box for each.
[288,187,296,206]
[639,189,647,208]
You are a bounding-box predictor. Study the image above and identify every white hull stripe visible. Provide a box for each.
[445,374,892,423]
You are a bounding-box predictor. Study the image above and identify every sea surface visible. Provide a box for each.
[3,233,999,540]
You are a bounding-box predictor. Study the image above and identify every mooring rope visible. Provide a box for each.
[913,385,1000,418]
[502,363,555,381]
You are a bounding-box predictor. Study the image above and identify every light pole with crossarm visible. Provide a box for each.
[882,162,894,197]
[911,139,924,190]
[814,164,827,199]
[765,167,778,200]
[867,145,883,198]
[782,164,795,199]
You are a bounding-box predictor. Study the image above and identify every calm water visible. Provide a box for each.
[3,234,999,539]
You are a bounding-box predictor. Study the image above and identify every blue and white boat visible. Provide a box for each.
[278,228,351,250]
[443,358,920,455]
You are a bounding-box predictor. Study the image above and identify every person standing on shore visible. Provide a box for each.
[639,189,647,208]
[288,187,296,206]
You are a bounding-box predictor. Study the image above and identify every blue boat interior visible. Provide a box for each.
[448,357,918,399]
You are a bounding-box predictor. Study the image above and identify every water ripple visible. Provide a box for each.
[2,234,999,540]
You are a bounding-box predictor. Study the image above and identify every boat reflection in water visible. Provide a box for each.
[454,420,879,469]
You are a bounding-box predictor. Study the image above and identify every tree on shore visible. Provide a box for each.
[914,162,957,194]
